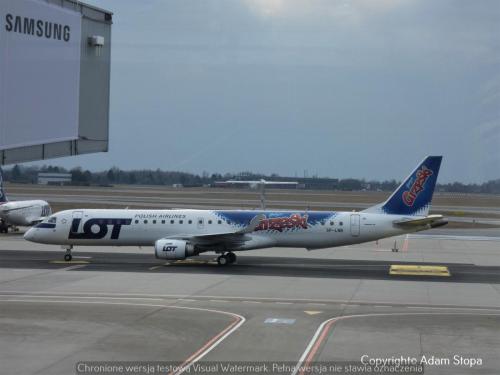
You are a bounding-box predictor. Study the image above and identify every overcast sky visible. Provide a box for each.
[38,0,499,183]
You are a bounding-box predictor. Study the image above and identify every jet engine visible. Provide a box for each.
[154,239,197,260]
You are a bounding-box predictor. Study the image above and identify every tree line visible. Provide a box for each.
[2,164,500,194]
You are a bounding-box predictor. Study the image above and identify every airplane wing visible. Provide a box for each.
[393,214,448,228]
[168,214,265,248]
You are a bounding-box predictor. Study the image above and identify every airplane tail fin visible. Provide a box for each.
[0,167,7,203]
[363,156,442,216]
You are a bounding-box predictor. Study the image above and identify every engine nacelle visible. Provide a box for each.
[154,239,197,260]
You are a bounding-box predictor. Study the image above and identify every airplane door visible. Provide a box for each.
[197,217,204,230]
[70,211,83,233]
[350,214,360,237]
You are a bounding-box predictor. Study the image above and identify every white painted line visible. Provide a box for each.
[1,291,500,311]
[291,317,338,375]
[62,264,87,271]
[0,294,164,301]
[307,303,326,306]
[178,299,196,302]
[264,318,296,324]
[0,297,245,375]
[276,302,293,305]
[242,300,261,304]
[210,300,228,303]
[292,311,500,375]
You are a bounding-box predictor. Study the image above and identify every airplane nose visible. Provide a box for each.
[24,228,35,241]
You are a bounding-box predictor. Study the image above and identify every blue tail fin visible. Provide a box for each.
[364,156,442,216]
[0,167,7,203]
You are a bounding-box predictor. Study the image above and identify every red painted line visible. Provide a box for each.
[170,315,242,375]
[298,318,339,375]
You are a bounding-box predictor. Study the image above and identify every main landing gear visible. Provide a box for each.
[217,252,237,266]
[62,245,73,262]
[0,220,9,234]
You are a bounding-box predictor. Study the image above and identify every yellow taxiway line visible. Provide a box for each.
[389,265,450,277]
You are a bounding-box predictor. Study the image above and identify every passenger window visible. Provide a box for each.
[153,220,157,224]
[179,220,183,224]
[339,221,343,226]
[198,219,203,224]
[144,220,148,224]
[161,220,165,224]
[208,220,212,224]
[218,220,222,224]
[330,221,334,226]
[135,220,139,224]
[170,220,174,224]
[188,220,192,224]
[321,221,325,226]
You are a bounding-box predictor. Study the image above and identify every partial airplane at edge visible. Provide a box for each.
[0,169,51,233]
[24,156,447,264]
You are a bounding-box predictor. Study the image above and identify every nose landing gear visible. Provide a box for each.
[217,252,237,266]
[62,245,73,262]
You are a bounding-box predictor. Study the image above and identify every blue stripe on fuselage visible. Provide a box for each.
[214,211,336,227]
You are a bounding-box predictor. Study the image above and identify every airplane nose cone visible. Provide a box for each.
[24,228,35,241]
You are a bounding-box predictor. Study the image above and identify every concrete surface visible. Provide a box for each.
[1,228,500,374]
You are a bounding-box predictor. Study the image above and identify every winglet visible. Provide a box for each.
[238,214,266,234]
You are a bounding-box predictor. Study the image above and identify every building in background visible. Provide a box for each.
[37,172,72,185]
[0,0,112,166]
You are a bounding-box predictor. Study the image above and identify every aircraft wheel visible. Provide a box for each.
[64,253,72,262]
[217,255,228,266]
[227,252,237,264]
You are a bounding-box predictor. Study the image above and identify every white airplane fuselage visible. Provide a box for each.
[0,200,51,226]
[24,208,426,249]
[23,156,446,263]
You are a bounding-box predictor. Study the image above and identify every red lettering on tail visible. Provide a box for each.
[402,166,433,206]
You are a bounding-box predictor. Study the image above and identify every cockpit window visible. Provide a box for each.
[47,217,57,224]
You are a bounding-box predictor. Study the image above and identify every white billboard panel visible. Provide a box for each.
[0,0,81,151]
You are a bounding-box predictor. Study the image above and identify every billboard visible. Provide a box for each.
[0,0,82,151]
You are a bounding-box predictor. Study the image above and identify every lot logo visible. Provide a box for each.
[162,244,178,252]
[402,166,433,207]
[69,218,132,240]
[5,14,71,42]
[255,214,308,232]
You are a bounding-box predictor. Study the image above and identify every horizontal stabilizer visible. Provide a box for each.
[393,214,447,228]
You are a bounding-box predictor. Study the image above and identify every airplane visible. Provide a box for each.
[24,156,447,264]
[0,168,52,233]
